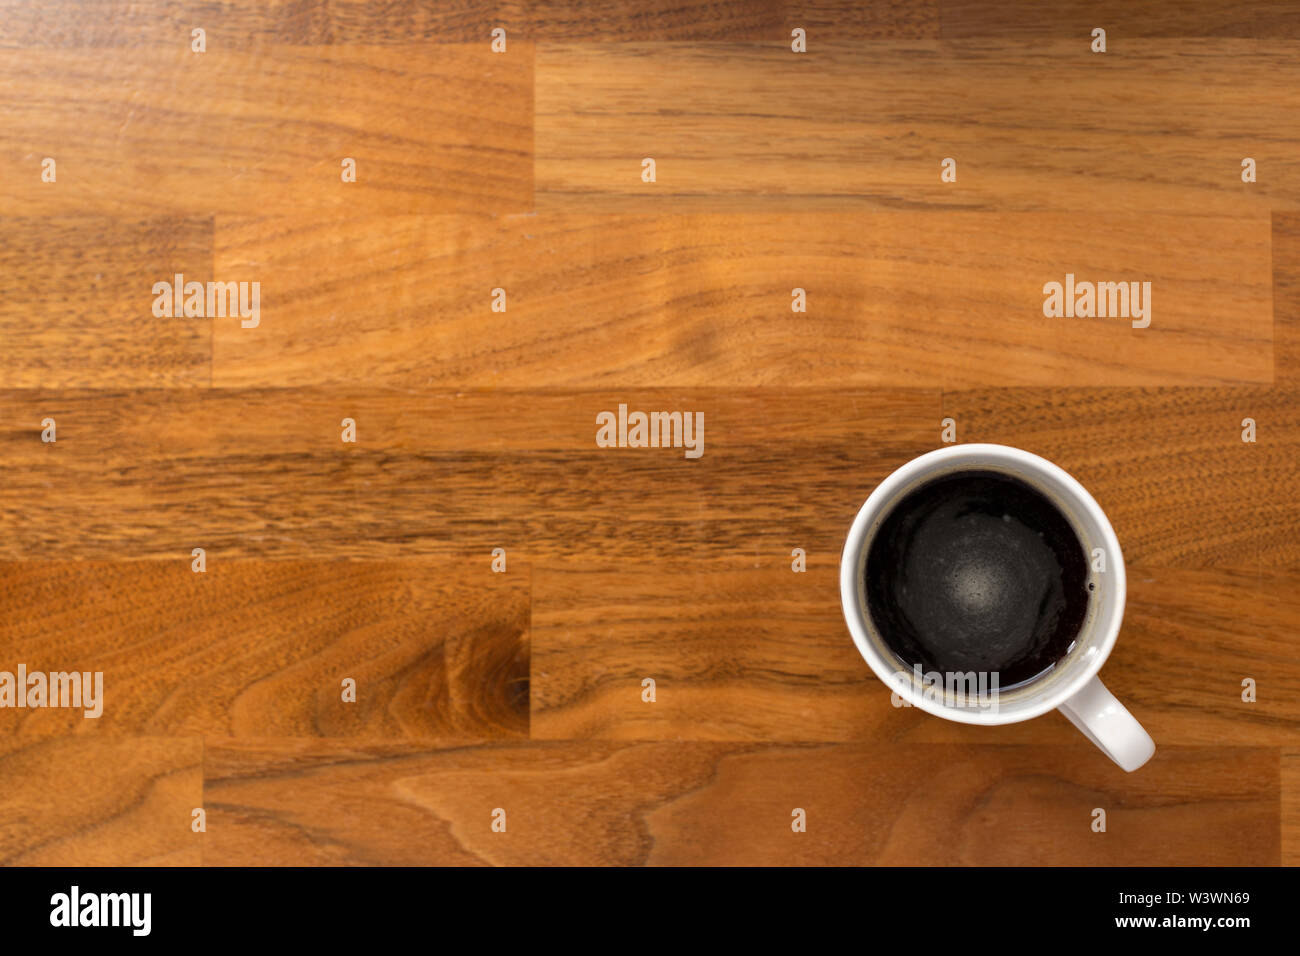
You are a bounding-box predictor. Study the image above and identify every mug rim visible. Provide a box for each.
[839,443,1127,725]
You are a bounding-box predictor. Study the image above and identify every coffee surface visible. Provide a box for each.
[864,470,1090,688]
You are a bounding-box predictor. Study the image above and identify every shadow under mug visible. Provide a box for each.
[840,443,1155,772]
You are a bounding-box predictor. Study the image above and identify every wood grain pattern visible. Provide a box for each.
[327,0,795,43]
[0,1,937,46]
[0,560,529,738]
[202,740,1278,865]
[210,212,1271,387]
[0,387,938,560]
[1,0,1297,867]
[0,44,531,216]
[1,388,1292,567]
[1285,751,1300,866]
[643,745,1278,866]
[533,564,1300,745]
[0,1,331,46]
[942,388,1300,567]
[0,217,211,387]
[938,1,1300,38]
[1276,214,1300,385]
[536,41,1300,213]
[0,737,202,866]
[532,565,867,741]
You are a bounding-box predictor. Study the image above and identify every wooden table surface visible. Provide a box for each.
[1,0,1297,866]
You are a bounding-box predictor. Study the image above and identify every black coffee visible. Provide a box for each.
[864,469,1091,689]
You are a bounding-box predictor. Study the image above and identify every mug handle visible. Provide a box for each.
[1057,675,1155,772]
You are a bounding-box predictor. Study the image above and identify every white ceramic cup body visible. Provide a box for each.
[840,444,1155,771]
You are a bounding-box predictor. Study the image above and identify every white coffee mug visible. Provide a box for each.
[840,443,1155,772]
